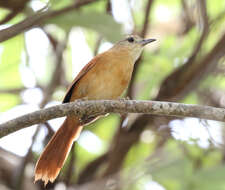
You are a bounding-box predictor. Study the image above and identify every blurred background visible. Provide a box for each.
[0,0,225,189]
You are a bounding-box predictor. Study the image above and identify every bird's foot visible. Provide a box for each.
[75,97,89,102]
[118,96,131,101]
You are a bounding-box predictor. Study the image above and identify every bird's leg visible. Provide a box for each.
[117,96,130,120]
[75,97,89,102]
[118,96,131,101]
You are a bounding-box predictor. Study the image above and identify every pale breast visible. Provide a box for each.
[72,55,134,100]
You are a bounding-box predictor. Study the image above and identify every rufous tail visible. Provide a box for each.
[34,117,83,186]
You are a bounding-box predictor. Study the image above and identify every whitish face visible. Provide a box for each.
[117,35,144,61]
[113,35,156,62]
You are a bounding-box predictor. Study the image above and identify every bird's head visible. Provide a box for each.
[112,35,156,62]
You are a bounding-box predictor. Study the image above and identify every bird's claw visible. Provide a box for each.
[118,96,130,101]
[76,97,89,102]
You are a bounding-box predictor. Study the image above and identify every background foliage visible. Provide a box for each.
[0,0,225,189]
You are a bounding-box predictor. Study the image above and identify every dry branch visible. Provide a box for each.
[0,0,99,42]
[0,100,224,138]
[127,0,155,97]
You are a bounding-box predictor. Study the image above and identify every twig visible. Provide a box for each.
[0,9,21,25]
[180,0,195,34]
[0,87,26,94]
[43,122,55,137]
[210,9,225,25]
[157,30,225,101]
[140,0,154,37]
[189,0,209,62]
[39,33,69,107]
[93,36,103,55]
[0,100,224,138]
[42,28,58,51]
[78,153,109,184]
[12,126,41,189]
[93,0,112,56]
[0,0,99,42]
[65,144,76,186]
[127,0,155,98]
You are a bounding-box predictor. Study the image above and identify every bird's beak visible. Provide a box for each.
[139,38,156,46]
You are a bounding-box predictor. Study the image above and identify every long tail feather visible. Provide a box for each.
[34,117,83,186]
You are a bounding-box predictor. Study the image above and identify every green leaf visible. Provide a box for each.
[0,35,24,88]
[46,11,123,42]
[0,94,20,112]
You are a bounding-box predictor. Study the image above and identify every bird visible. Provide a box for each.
[34,35,156,185]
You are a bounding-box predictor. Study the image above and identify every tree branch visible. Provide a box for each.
[0,0,99,42]
[127,0,155,98]
[0,87,26,94]
[0,100,224,138]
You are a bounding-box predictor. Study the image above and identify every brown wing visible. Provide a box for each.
[62,55,100,103]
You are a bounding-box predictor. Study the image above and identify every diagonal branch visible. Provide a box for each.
[157,31,225,101]
[0,0,99,42]
[127,0,155,98]
[0,100,224,138]
[77,152,109,184]
[140,0,154,37]
[104,30,225,177]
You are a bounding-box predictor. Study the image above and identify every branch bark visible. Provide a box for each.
[0,100,224,138]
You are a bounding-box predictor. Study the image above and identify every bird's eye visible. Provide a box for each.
[127,37,134,43]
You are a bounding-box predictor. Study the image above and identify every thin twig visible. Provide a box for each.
[188,0,209,63]
[64,144,76,186]
[210,9,225,25]
[140,0,154,37]
[0,9,21,25]
[127,0,155,98]
[0,87,26,94]
[77,153,109,184]
[0,0,99,42]
[39,33,69,107]
[12,126,41,189]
